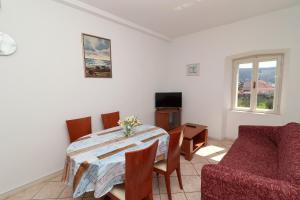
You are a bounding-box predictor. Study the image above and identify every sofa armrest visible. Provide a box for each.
[201,164,299,200]
[239,125,281,142]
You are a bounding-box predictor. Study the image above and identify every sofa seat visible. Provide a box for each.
[219,136,278,179]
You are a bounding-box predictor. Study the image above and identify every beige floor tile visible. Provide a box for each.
[153,178,160,195]
[59,185,73,198]
[206,158,219,164]
[5,182,46,200]
[207,138,223,145]
[190,155,210,164]
[224,145,232,150]
[182,176,201,193]
[49,173,63,182]
[185,192,201,200]
[59,187,94,199]
[159,176,184,194]
[160,193,187,200]
[180,163,198,176]
[154,194,161,200]
[221,139,234,146]
[33,181,65,199]
[180,156,190,164]
[192,163,206,176]
[170,163,197,177]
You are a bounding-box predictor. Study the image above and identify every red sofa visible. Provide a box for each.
[201,123,300,200]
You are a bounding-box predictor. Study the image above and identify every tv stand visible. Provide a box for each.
[155,108,181,131]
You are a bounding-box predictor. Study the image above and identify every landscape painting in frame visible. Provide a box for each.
[82,34,112,78]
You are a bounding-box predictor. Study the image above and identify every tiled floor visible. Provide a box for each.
[5,139,233,200]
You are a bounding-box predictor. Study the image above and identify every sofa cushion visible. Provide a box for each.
[220,135,278,179]
[278,123,300,185]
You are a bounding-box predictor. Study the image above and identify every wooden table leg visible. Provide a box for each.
[204,129,208,146]
[183,139,193,161]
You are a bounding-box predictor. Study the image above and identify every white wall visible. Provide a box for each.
[0,0,169,194]
[167,5,300,139]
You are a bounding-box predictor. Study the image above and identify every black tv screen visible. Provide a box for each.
[155,92,182,108]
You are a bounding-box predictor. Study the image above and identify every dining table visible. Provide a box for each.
[62,124,169,198]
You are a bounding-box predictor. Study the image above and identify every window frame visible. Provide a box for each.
[232,54,283,114]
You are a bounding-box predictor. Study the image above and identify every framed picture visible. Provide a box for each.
[82,33,112,78]
[186,63,200,76]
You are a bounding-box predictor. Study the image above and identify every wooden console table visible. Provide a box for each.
[169,123,208,161]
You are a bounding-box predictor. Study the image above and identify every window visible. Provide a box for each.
[232,54,283,114]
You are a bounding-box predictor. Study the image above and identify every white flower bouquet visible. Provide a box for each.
[118,115,142,137]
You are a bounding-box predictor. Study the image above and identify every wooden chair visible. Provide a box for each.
[66,116,91,143]
[153,130,183,200]
[108,141,159,200]
[101,111,120,129]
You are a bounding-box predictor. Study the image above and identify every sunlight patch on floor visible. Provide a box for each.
[210,152,227,162]
[195,145,224,157]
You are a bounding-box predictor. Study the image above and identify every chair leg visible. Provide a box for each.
[164,175,172,200]
[176,166,183,189]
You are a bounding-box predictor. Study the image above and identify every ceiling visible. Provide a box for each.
[76,0,300,39]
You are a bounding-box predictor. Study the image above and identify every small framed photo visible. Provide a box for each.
[82,33,112,78]
[186,63,200,76]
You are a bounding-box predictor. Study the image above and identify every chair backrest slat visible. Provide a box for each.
[66,117,91,143]
[167,130,182,172]
[125,141,158,200]
[101,111,120,129]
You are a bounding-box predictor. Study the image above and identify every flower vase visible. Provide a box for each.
[123,125,134,137]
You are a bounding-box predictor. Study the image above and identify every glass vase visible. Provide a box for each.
[123,125,134,137]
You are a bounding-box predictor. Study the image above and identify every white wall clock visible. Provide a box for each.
[0,32,17,56]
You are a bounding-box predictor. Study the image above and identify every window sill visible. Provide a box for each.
[230,109,281,116]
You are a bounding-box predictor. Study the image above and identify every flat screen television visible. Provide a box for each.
[155,92,182,108]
